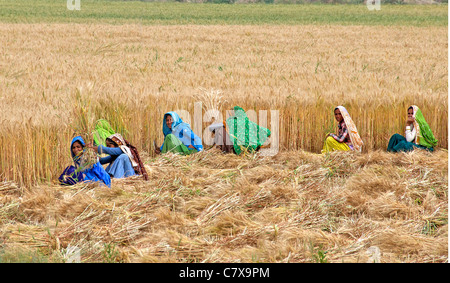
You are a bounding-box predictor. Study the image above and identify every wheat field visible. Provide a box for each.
[0,3,448,263]
[0,23,447,186]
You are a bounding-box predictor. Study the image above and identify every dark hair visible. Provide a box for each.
[71,140,84,156]
[106,138,118,147]
[72,140,84,148]
[408,106,413,111]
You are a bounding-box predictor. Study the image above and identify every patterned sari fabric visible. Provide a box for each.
[322,106,363,154]
[108,133,149,180]
[336,106,363,152]
[410,105,438,148]
[329,120,352,147]
[225,106,271,155]
[387,105,437,152]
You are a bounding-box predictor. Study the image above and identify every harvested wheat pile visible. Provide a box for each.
[0,149,447,263]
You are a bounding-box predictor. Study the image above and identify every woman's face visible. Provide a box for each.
[166,115,173,129]
[408,108,414,118]
[72,141,83,156]
[334,109,343,123]
[106,140,117,148]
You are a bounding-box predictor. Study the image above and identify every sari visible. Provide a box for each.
[322,106,363,154]
[387,105,437,152]
[107,133,149,180]
[93,119,116,146]
[160,112,203,155]
[225,106,271,155]
[59,136,111,187]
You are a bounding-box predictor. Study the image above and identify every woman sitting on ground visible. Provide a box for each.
[88,133,148,180]
[387,105,437,152]
[59,136,111,187]
[208,122,235,154]
[322,106,363,154]
[225,106,271,155]
[155,112,203,155]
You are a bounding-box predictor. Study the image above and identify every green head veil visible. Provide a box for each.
[93,119,116,146]
[412,105,438,148]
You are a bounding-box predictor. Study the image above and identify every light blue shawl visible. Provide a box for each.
[161,112,203,152]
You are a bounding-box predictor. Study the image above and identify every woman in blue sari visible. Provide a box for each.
[59,136,111,187]
[88,133,139,179]
[154,112,203,155]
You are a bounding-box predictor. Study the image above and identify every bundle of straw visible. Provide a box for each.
[76,148,99,173]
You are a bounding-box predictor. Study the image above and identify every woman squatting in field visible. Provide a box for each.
[321,106,363,154]
[155,112,203,155]
[387,105,438,153]
[59,136,111,187]
[87,133,148,180]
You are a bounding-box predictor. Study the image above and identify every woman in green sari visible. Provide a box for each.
[225,106,271,155]
[387,105,437,152]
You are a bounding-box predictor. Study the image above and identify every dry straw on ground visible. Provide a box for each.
[0,149,447,262]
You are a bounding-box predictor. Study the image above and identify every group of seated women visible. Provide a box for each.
[59,119,148,187]
[59,105,438,187]
[321,104,437,154]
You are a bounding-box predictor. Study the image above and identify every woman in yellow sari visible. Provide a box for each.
[322,106,363,154]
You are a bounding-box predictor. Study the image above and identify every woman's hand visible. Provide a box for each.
[406,116,415,126]
[86,143,98,153]
[154,147,161,154]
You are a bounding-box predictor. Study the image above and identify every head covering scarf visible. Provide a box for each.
[410,105,438,148]
[93,119,116,146]
[225,106,271,155]
[335,106,363,152]
[162,112,203,152]
[107,133,149,181]
[70,136,111,187]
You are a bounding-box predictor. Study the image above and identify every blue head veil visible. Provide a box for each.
[161,112,203,152]
[71,136,111,187]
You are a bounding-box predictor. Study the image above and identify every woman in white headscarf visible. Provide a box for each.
[88,133,148,180]
[322,106,363,154]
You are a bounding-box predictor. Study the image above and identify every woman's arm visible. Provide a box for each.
[331,125,349,143]
[405,125,416,143]
[98,145,124,156]
[99,155,114,165]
